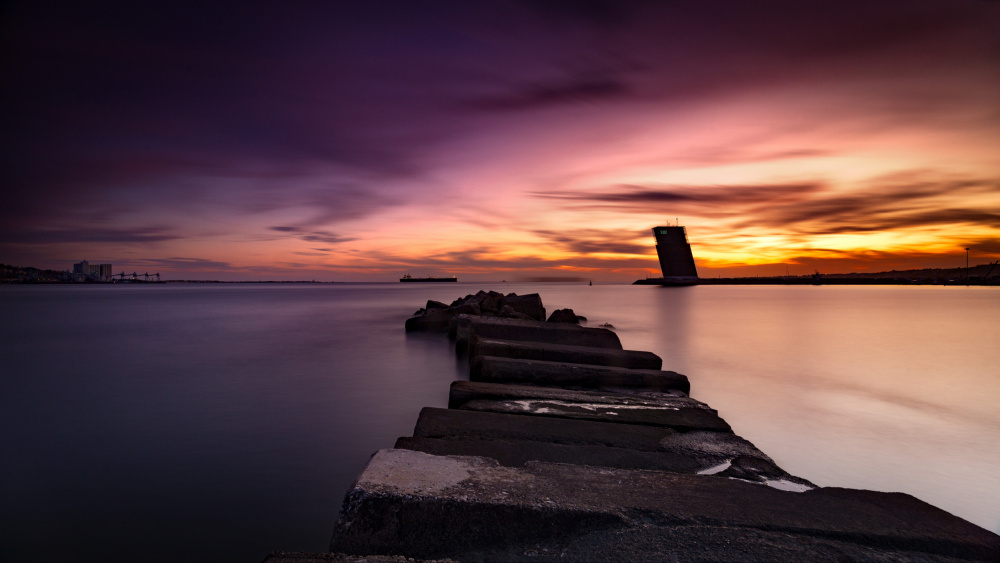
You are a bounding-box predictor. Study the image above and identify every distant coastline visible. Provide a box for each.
[163,280,348,284]
[636,264,999,286]
[0,265,347,285]
[4,262,998,285]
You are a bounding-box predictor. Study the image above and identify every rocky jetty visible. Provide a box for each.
[405,291,544,332]
[266,292,1000,562]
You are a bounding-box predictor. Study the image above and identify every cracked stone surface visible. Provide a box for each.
[331,449,1000,561]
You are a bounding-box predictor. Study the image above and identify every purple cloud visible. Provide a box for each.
[1,0,997,276]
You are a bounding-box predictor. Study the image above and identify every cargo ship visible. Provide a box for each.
[399,274,457,283]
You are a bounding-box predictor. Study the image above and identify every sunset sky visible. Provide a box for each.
[2,0,998,281]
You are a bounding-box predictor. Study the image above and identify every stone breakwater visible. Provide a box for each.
[268,292,1000,562]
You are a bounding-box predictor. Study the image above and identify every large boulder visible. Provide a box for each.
[499,293,545,321]
[404,302,480,332]
[408,291,545,332]
[449,291,505,313]
[547,308,580,324]
[449,293,476,307]
[497,305,534,320]
[480,291,504,314]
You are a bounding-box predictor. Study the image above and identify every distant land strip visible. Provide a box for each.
[2,263,998,285]
[636,263,999,286]
[0,265,344,284]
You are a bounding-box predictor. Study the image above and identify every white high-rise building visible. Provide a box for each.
[72,261,112,280]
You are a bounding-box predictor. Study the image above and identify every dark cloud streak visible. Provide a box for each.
[743,179,1000,235]
[531,229,650,256]
[466,75,631,111]
[0,226,182,245]
[533,183,824,206]
[534,175,1000,237]
[270,226,356,245]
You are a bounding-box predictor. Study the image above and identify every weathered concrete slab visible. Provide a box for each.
[394,436,705,473]
[470,337,661,369]
[331,449,1000,561]
[448,380,699,409]
[459,398,731,431]
[450,315,622,352]
[472,356,690,394]
[411,407,774,466]
[451,381,727,430]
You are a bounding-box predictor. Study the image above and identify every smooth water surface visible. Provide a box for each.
[1,283,998,561]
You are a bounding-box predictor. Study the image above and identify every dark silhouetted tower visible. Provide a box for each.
[652,226,698,281]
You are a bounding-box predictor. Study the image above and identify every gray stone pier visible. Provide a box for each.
[469,338,662,369]
[331,449,999,562]
[471,355,690,394]
[299,292,1000,562]
[447,380,728,430]
[452,315,622,353]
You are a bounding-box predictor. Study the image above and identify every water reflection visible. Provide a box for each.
[638,285,1000,533]
[1,283,998,563]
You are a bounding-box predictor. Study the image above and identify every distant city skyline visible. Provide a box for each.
[2,1,998,281]
[72,260,112,281]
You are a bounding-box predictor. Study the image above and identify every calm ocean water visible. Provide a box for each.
[2,283,998,561]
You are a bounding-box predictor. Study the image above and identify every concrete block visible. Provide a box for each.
[411,407,768,465]
[448,380,698,409]
[472,356,690,394]
[470,338,662,369]
[394,436,705,473]
[459,398,731,431]
[331,449,1000,561]
[450,315,622,353]
[449,379,725,430]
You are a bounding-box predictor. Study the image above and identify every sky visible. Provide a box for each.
[1,0,998,281]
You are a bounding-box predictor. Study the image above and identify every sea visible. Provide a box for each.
[2,282,998,562]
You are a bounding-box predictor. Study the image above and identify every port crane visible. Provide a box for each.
[982,260,999,281]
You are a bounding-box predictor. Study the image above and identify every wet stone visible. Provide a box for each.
[469,338,662,370]
[404,302,480,332]
[394,436,705,473]
[330,449,1000,561]
[545,308,580,323]
[411,407,772,468]
[458,398,732,431]
[448,380,699,410]
[451,315,622,352]
[472,355,690,394]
